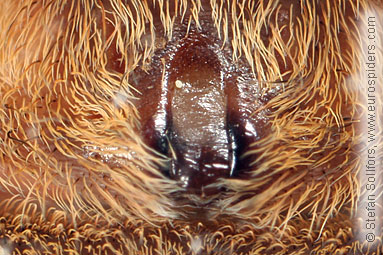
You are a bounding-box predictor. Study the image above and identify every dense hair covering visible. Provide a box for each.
[0,0,382,254]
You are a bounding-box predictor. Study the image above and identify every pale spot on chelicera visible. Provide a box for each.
[26,126,39,140]
[175,80,184,88]
[0,239,12,255]
[83,145,137,163]
[189,235,203,254]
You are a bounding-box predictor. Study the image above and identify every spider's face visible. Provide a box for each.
[0,0,382,254]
